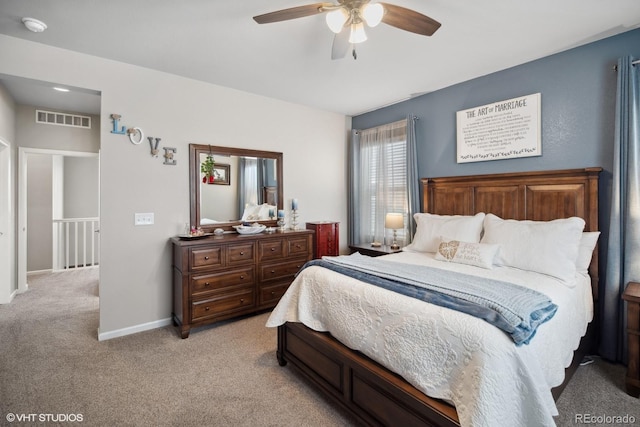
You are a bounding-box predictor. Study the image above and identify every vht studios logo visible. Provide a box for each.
[5,413,84,423]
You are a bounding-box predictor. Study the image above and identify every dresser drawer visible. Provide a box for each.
[191,267,255,296]
[227,243,255,265]
[191,247,223,269]
[191,288,255,321]
[259,239,286,261]
[288,236,310,256]
[259,282,290,307]
[260,258,307,283]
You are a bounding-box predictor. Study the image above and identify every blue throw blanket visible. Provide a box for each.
[300,254,557,345]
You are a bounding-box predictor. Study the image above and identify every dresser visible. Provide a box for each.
[623,281,640,397]
[171,229,313,338]
[306,221,339,258]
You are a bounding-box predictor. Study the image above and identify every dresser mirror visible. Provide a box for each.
[189,144,283,231]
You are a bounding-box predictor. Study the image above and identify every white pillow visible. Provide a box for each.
[480,213,585,284]
[404,212,485,253]
[241,203,260,220]
[576,232,600,274]
[256,203,276,219]
[435,237,499,269]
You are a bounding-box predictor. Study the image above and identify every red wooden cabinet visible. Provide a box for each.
[306,221,339,259]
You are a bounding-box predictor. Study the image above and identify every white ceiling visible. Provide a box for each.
[1,0,639,116]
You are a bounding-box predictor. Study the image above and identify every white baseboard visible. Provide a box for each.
[97,317,173,341]
[27,269,53,276]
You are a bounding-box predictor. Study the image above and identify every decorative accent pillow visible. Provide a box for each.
[241,203,260,220]
[480,213,585,284]
[575,232,600,274]
[256,203,277,219]
[404,212,485,253]
[435,237,499,269]
[242,203,276,220]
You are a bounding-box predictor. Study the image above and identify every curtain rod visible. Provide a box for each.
[353,116,418,134]
[613,59,639,71]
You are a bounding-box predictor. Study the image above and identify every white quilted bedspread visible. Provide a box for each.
[266,251,593,427]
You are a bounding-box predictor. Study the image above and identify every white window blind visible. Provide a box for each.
[358,119,408,245]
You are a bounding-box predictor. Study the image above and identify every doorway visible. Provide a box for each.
[17,147,99,292]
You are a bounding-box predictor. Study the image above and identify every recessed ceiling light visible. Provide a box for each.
[22,17,47,33]
[53,87,70,92]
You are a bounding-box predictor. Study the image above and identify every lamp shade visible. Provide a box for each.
[349,21,367,43]
[362,3,384,27]
[326,8,348,33]
[385,213,403,229]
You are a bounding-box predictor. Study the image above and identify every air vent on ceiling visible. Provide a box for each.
[35,109,91,129]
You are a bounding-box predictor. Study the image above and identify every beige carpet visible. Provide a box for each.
[0,269,637,427]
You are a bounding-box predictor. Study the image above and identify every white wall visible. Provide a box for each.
[64,156,99,218]
[16,105,100,153]
[0,82,16,301]
[26,154,53,271]
[0,35,349,338]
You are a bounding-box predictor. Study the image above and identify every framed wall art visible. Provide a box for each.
[456,93,541,163]
[211,163,230,185]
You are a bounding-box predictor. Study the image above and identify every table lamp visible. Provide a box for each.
[385,213,403,250]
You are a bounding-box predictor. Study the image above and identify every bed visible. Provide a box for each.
[267,168,601,427]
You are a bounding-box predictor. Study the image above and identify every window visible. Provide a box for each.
[355,119,408,245]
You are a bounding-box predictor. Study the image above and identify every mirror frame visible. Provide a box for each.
[189,144,283,231]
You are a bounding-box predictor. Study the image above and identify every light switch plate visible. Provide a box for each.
[134,213,154,226]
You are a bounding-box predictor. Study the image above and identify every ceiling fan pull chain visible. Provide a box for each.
[352,47,357,60]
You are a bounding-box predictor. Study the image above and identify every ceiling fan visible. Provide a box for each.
[253,1,441,60]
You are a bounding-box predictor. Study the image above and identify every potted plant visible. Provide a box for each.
[201,155,215,183]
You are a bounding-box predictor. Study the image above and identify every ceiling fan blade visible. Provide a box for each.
[331,27,350,60]
[379,3,441,36]
[253,3,333,24]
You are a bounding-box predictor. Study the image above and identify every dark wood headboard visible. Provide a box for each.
[420,167,602,299]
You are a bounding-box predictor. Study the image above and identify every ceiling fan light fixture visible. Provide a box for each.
[362,3,384,27]
[349,21,367,44]
[325,8,348,33]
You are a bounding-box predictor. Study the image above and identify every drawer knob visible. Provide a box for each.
[240,298,245,304]
[205,306,210,311]
[271,291,275,296]
[270,247,275,251]
[295,244,301,248]
[271,270,276,274]
[204,282,210,287]
[240,275,245,279]
[204,256,210,260]
[240,251,244,255]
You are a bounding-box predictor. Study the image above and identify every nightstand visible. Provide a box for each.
[349,243,402,257]
[622,281,640,397]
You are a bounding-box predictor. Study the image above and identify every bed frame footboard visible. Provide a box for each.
[278,322,460,427]
[278,320,594,427]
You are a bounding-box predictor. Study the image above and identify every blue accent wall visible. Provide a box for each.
[353,28,640,284]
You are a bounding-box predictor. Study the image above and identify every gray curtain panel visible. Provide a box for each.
[600,56,640,362]
[406,115,419,242]
[348,129,361,246]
